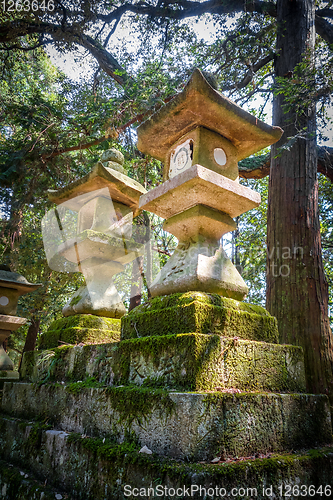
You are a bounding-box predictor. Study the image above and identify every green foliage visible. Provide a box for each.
[319,173,333,323]
[224,176,269,306]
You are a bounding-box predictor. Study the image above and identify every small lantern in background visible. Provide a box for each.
[0,265,40,382]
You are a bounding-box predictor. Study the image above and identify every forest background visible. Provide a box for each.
[1,0,333,401]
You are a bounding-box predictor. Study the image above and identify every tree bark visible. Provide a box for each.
[128,256,144,312]
[267,0,333,401]
[238,147,333,182]
[18,316,41,370]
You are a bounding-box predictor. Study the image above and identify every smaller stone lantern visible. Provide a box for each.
[0,265,40,383]
[46,149,147,319]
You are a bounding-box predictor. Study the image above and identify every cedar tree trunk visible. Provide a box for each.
[267,0,333,401]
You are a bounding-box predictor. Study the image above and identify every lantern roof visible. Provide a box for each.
[137,69,283,161]
[0,267,40,295]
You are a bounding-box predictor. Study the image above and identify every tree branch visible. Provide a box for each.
[315,14,333,46]
[222,53,274,91]
[239,146,333,182]
[316,9,333,20]
[41,136,109,160]
[0,20,130,86]
[97,1,277,23]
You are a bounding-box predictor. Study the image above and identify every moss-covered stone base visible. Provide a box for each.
[121,292,279,343]
[20,334,306,392]
[0,416,332,500]
[39,314,121,349]
[2,383,331,460]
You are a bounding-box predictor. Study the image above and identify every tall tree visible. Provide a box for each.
[267,0,333,399]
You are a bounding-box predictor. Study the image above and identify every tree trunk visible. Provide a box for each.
[22,317,40,353]
[128,256,144,312]
[267,0,333,401]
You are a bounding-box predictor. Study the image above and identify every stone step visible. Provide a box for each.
[20,334,306,392]
[0,415,333,500]
[0,459,72,500]
[1,382,331,461]
[0,371,19,390]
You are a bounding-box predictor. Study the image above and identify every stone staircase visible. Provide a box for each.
[1,293,333,499]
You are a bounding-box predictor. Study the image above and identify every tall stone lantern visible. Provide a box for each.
[0,265,40,383]
[137,69,283,300]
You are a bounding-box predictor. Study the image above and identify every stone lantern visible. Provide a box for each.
[0,265,40,382]
[137,69,283,299]
[46,149,147,319]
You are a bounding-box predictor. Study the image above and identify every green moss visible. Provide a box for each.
[39,314,121,349]
[106,385,176,426]
[121,292,278,343]
[64,379,175,426]
[112,333,221,390]
[23,421,53,453]
[66,377,105,394]
[0,460,65,500]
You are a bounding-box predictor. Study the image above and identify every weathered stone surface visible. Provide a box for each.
[19,334,306,392]
[58,230,141,264]
[165,126,239,181]
[123,334,306,392]
[121,292,279,343]
[62,260,127,318]
[1,384,331,460]
[139,164,261,220]
[149,238,248,300]
[1,419,333,500]
[38,314,120,349]
[137,68,283,162]
[163,205,236,241]
[0,370,19,389]
[48,161,146,216]
[100,148,124,165]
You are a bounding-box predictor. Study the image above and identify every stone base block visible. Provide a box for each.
[2,382,331,460]
[0,370,19,389]
[39,314,121,349]
[1,418,333,500]
[20,334,306,393]
[120,334,306,392]
[150,239,248,301]
[121,292,279,343]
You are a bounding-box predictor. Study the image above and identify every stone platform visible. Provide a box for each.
[1,418,332,500]
[1,383,331,461]
[1,293,333,498]
[20,334,305,392]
